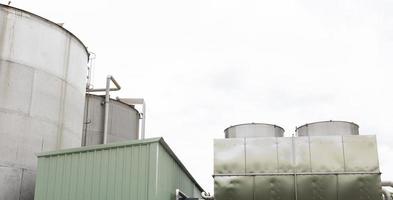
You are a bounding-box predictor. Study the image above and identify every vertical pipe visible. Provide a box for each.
[116,98,146,140]
[103,75,111,144]
[141,100,146,139]
[82,95,90,146]
[382,188,392,200]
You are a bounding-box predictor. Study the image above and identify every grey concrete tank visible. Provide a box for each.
[82,94,140,146]
[0,4,88,200]
[296,120,359,136]
[224,123,285,138]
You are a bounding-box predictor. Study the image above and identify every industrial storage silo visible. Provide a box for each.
[82,94,140,146]
[0,4,88,200]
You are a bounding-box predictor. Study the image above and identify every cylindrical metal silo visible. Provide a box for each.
[296,120,359,136]
[0,4,88,200]
[224,123,285,138]
[82,94,140,146]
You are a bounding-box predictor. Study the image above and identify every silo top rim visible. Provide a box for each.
[87,94,139,112]
[0,4,89,60]
[295,120,359,131]
[224,122,285,133]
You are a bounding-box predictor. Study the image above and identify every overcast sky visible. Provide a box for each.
[9,0,393,192]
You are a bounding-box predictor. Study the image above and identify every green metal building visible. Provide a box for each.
[34,138,204,200]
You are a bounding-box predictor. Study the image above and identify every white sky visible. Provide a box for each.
[8,0,393,192]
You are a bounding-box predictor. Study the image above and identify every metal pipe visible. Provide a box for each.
[141,100,146,139]
[103,76,111,144]
[117,98,146,139]
[201,192,214,200]
[86,75,121,92]
[382,188,392,200]
[87,75,121,144]
[382,181,393,200]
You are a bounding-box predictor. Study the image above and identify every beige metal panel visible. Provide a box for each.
[338,174,381,200]
[343,135,379,172]
[254,176,295,200]
[293,137,311,172]
[246,137,278,173]
[297,175,337,200]
[309,136,345,172]
[277,137,294,173]
[214,138,245,174]
[214,176,253,200]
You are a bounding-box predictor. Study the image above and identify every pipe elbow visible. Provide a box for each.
[201,191,214,200]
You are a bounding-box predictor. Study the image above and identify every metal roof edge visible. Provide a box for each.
[36,137,205,193]
[36,137,162,157]
[85,94,139,112]
[296,120,359,131]
[157,138,205,193]
[224,122,285,133]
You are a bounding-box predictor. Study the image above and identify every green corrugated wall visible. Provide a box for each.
[34,138,203,200]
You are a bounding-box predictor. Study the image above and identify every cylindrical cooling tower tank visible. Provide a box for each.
[0,4,88,200]
[224,123,284,138]
[296,120,359,136]
[82,94,140,146]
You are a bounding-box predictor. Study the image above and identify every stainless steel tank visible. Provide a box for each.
[0,4,88,200]
[82,94,140,146]
[215,121,381,200]
[224,123,285,138]
[296,120,359,136]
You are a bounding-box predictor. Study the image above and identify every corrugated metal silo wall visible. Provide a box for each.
[34,138,203,200]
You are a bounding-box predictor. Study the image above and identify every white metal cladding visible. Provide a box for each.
[214,135,381,200]
[0,4,88,200]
